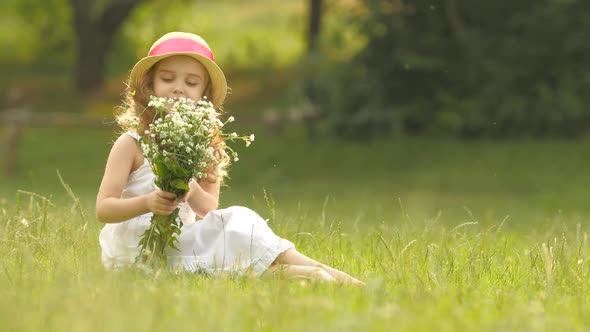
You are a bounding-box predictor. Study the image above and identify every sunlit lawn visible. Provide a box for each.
[4,1,589,328]
[1,125,590,331]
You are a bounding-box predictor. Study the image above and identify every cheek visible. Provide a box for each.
[152,81,164,94]
[187,86,206,100]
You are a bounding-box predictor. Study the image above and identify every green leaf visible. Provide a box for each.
[170,179,189,191]
[154,160,170,177]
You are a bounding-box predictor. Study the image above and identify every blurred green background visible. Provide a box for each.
[2,0,590,230]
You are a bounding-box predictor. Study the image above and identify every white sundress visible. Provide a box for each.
[99,132,294,276]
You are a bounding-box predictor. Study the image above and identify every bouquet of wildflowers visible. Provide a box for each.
[131,96,254,268]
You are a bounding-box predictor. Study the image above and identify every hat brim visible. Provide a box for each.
[129,52,227,108]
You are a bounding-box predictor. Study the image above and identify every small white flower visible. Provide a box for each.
[249,134,255,142]
[228,116,235,123]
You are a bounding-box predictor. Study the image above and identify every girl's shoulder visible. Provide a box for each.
[109,131,143,171]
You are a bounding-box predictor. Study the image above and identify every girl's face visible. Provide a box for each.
[152,55,209,101]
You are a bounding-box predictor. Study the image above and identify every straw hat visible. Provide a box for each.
[129,32,227,107]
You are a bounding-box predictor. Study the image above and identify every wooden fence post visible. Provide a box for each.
[2,107,29,176]
[3,87,29,177]
[1,85,108,177]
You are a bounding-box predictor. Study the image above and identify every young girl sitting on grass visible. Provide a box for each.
[96,31,364,285]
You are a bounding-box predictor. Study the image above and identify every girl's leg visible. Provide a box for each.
[275,248,365,286]
[266,263,335,282]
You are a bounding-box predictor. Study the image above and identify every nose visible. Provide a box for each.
[172,83,184,96]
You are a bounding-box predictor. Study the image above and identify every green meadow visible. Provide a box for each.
[2,1,590,329]
[1,123,589,331]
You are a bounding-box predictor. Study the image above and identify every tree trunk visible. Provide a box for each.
[70,0,143,95]
[308,0,322,53]
[304,0,323,140]
[75,31,109,94]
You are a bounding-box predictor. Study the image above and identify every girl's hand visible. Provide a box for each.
[186,178,219,218]
[146,190,181,216]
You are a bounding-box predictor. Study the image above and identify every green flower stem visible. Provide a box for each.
[137,207,182,269]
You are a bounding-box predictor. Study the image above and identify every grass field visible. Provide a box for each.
[3,1,589,329]
[1,123,590,331]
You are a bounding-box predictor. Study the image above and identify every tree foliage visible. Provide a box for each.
[3,0,304,95]
[316,0,590,139]
[1,0,74,66]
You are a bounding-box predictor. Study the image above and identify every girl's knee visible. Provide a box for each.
[309,266,334,281]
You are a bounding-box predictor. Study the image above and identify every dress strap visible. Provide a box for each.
[126,130,150,168]
[127,130,141,140]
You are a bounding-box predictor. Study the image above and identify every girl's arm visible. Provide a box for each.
[187,177,220,218]
[96,134,179,223]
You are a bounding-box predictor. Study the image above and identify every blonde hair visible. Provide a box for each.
[115,61,230,183]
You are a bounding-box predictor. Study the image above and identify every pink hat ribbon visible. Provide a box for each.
[148,38,215,61]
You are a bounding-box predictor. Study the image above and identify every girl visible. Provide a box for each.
[96,31,364,285]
